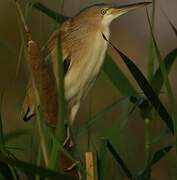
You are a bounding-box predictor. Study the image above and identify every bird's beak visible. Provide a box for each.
[110,2,151,17]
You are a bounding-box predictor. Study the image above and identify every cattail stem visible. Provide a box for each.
[14,0,32,40]
[85,152,98,180]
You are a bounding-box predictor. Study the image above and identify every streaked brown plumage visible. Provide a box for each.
[21,2,151,130]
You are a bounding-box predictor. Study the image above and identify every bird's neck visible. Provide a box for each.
[71,16,111,40]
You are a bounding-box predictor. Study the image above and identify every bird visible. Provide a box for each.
[21,2,151,145]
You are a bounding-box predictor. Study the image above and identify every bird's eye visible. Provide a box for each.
[100,9,107,15]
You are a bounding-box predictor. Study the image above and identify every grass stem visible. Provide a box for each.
[145,118,151,168]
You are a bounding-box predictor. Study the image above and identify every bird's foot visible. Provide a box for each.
[64,162,77,172]
[63,136,73,148]
[64,162,82,179]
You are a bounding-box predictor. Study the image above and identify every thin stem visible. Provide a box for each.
[35,148,42,180]
[36,107,49,166]
[14,0,29,34]
[147,0,155,82]
[145,118,151,167]
[49,35,65,171]
[144,1,155,176]
[88,91,93,151]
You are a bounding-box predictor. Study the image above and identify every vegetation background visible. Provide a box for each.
[0,0,177,179]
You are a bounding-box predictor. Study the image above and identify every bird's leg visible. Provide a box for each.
[63,103,80,147]
[64,161,82,179]
[69,102,80,125]
[63,126,73,147]
[64,161,78,171]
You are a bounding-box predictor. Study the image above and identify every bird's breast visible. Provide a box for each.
[65,29,110,102]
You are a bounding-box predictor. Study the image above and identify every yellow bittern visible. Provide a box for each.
[22,2,151,142]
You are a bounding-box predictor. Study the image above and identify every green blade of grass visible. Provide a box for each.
[0,161,14,180]
[0,114,4,149]
[8,166,19,180]
[0,174,6,180]
[162,11,177,37]
[149,145,173,166]
[4,129,31,143]
[139,145,173,178]
[107,140,133,179]
[5,146,26,152]
[36,107,49,167]
[151,48,177,93]
[0,93,18,180]
[147,11,177,137]
[0,92,5,149]
[49,37,65,171]
[103,54,138,96]
[102,34,174,134]
[0,154,72,180]
[145,2,155,174]
[150,129,170,145]
[98,139,108,180]
[128,96,147,115]
[76,97,130,136]
[168,20,177,36]
[28,1,68,23]
[39,127,84,176]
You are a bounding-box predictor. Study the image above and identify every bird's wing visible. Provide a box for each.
[42,20,72,81]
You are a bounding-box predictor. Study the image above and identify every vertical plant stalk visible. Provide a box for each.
[15,37,24,78]
[47,1,66,171]
[144,1,155,174]
[85,152,98,180]
[98,139,108,180]
[0,114,5,151]
[35,147,42,180]
[36,107,49,166]
[147,0,155,82]
[144,118,151,170]
[88,92,93,151]
[49,36,65,171]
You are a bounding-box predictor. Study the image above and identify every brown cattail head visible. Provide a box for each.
[27,38,58,127]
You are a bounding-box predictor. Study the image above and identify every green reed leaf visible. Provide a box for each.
[103,34,174,134]
[107,140,133,179]
[151,48,177,94]
[0,154,71,179]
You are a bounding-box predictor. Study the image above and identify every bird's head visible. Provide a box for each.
[75,2,151,27]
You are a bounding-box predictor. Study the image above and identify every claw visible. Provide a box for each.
[64,162,83,180]
[23,106,36,122]
[64,162,77,172]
